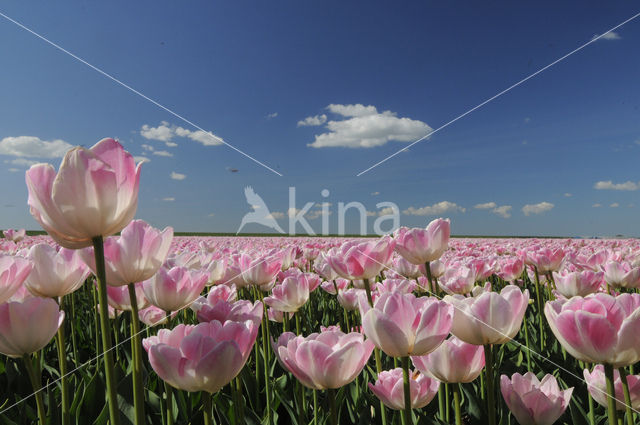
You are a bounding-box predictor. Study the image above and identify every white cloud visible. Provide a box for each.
[474,202,497,210]
[366,210,378,217]
[134,156,150,164]
[594,180,639,191]
[141,122,173,142]
[7,168,20,172]
[371,191,380,196]
[141,144,154,152]
[153,150,174,157]
[267,211,285,219]
[5,158,40,167]
[141,122,223,146]
[610,202,620,208]
[592,31,621,41]
[492,205,512,218]
[208,213,215,217]
[266,112,278,119]
[564,193,572,197]
[297,114,328,127]
[592,203,602,208]
[162,197,175,202]
[403,201,465,216]
[170,171,186,180]
[522,202,554,216]
[0,136,74,158]
[307,104,433,148]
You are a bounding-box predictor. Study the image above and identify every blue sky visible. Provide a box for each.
[1,1,639,236]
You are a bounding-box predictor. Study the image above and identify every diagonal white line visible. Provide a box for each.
[355,249,639,413]
[356,11,640,176]
[0,10,283,177]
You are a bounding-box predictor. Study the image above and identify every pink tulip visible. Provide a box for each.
[194,296,263,325]
[497,257,525,282]
[528,248,565,273]
[0,254,33,304]
[375,278,416,295]
[584,365,640,411]
[80,219,173,286]
[545,293,640,367]
[26,138,141,249]
[326,236,396,280]
[272,329,374,390]
[0,297,64,357]
[393,218,450,265]
[320,278,350,295]
[500,373,573,425]
[142,266,208,312]
[138,305,171,326]
[239,251,282,289]
[105,282,149,311]
[361,292,453,357]
[3,229,26,243]
[411,336,485,383]
[143,320,258,393]
[264,274,311,312]
[393,257,423,279]
[552,270,602,298]
[602,262,640,289]
[445,285,529,345]
[369,368,439,410]
[25,244,90,298]
[337,288,362,311]
[439,266,476,295]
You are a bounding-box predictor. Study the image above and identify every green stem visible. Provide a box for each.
[605,364,619,425]
[425,261,435,295]
[295,313,306,425]
[23,355,46,425]
[438,385,445,420]
[619,367,635,425]
[165,381,174,425]
[522,311,532,371]
[533,267,545,351]
[364,278,388,425]
[128,283,145,425]
[92,236,121,425]
[259,292,272,425]
[401,357,412,425]
[203,391,213,425]
[69,294,80,366]
[328,388,338,425]
[313,389,318,425]
[55,300,70,425]
[484,344,496,425]
[452,383,462,425]
[235,377,245,425]
[588,389,595,425]
[445,383,450,423]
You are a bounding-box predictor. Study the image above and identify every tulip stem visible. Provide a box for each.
[424,261,435,295]
[364,278,388,425]
[295,313,306,424]
[260,296,273,425]
[23,355,46,425]
[605,364,619,425]
[452,383,462,425]
[55,301,70,425]
[164,381,174,425]
[438,385,445,420]
[69,294,80,366]
[313,389,318,425]
[203,391,213,425]
[401,357,412,425]
[128,283,145,425]
[92,236,121,425]
[533,267,545,351]
[522,314,532,371]
[483,344,496,425]
[445,383,450,423]
[328,388,338,425]
[619,367,635,425]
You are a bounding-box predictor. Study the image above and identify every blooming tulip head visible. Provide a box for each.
[500,373,573,425]
[602,262,640,289]
[326,236,395,280]
[545,293,640,367]
[143,320,258,393]
[445,285,529,345]
[497,257,525,282]
[411,336,485,383]
[3,229,26,243]
[105,282,149,311]
[239,252,282,288]
[584,365,640,411]
[264,274,311,313]
[369,368,439,410]
[25,243,89,298]
[361,292,453,357]
[273,329,374,390]
[26,138,141,249]
[552,270,602,298]
[439,266,476,295]
[0,254,33,304]
[0,297,64,357]
[81,219,173,286]
[393,218,450,265]
[143,266,208,313]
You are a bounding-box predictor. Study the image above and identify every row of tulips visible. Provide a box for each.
[0,137,639,424]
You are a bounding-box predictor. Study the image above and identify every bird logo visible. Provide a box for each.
[236,186,285,234]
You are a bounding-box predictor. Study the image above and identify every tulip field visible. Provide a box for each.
[1,138,639,425]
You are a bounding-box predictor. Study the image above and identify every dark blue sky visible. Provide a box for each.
[1,1,639,236]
